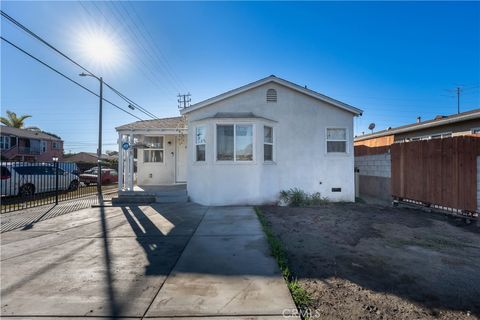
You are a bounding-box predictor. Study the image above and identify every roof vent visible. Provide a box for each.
[266,89,277,103]
[416,116,421,123]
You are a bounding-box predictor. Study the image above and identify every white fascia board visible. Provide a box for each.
[180,76,363,116]
[116,128,187,135]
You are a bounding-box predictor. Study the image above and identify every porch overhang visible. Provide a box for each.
[116,128,187,135]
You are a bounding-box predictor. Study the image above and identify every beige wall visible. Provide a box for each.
[137,134,185,185]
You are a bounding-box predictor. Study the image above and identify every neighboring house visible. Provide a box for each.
[117,75,362,206]
[353,109,480,202]
[354,108,480,155]
[0,126,63,162]
[65,152,117,171]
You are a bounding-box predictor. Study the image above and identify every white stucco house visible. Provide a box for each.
[116,75,363,206]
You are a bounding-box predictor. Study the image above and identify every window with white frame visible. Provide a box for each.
[264,126,274,161]
[430,132,452,139]
[216,124,253,161]
[40,141,47,153]
[195,126,206,161]
[326,128,347,153]
[0,136,10,150]
[52,141,60,149]
[143,136,164,163]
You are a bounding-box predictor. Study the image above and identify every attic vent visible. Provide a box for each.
[266,89,277,102]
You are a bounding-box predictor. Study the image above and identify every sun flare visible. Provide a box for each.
[78,30,121,68]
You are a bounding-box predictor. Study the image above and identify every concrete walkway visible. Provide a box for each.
[1,191,117,233]
[0,203,297,319]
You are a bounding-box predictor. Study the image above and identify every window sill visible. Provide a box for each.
[325,152,350,157]
[263,160,277,165]
[214,160,257,165]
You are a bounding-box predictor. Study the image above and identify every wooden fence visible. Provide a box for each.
[391,136,480,213]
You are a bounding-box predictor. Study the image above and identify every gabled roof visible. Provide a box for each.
[180,75,363,116]
[354,108,480,142]
[0,125,62,141]
[64,152,115,163]
[116,116,186,132]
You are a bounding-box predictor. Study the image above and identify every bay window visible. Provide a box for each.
[195,126,206,161]
[264,126,274,161]
[41,141,47,153]
[216,124,253,161]
[326,128,347,153]
[0,136,10,150]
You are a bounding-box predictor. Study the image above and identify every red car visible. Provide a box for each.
[80,168,118,186]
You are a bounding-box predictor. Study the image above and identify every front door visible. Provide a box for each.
[175,135,187,183]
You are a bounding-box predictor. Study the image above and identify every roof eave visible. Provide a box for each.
[180,76,363,116]
[354,111,480,141]
[116,127,187,133]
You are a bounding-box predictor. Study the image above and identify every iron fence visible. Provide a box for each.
[1,161,118,213]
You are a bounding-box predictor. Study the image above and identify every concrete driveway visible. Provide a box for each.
[0,203,297,319]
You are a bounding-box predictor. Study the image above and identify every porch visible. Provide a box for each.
[113,184,188,204]
[116,117,188,194]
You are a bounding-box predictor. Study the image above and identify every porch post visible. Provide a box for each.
[127,133,135,191]
[117,132,124,191]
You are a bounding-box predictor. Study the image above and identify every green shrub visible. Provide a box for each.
[279,188,329,207]
[289,188,307,207]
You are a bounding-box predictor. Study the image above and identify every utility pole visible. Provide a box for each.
[97,77,103,194]
[80,72,103,196]
[177,93,191,110]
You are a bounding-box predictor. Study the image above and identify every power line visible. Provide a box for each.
[103,1,181,94]
[77,1,174,99]
[103,83,158,119]
[0,36,144,121]
[0,9,159,120]
[121,1,187,91]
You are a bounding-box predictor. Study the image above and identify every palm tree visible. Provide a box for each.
[0,110,32,128]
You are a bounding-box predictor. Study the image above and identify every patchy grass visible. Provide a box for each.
[255,207,312,314]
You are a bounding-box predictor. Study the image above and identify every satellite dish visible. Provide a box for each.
[368,123,375,133]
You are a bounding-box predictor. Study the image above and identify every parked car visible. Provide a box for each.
[1,163,80,197]
[80,168,118,186]
[58,162,80,176]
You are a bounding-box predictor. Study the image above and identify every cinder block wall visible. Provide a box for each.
[355,153,391,201]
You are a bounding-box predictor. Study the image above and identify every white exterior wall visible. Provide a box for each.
[355,153,391,178]
[137,134,179,185]
[186,83,356,206]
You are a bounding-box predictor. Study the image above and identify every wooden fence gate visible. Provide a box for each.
[391,136,480,214]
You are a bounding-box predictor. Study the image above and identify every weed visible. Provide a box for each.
[279,188,329,207]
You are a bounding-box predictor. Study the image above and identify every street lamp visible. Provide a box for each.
[79,72,103,194]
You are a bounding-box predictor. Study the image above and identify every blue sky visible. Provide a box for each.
[1,1,479,153]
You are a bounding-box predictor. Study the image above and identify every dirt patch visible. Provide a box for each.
[260,203,480,320]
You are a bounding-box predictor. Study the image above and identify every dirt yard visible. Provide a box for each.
[260,203,480,320]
